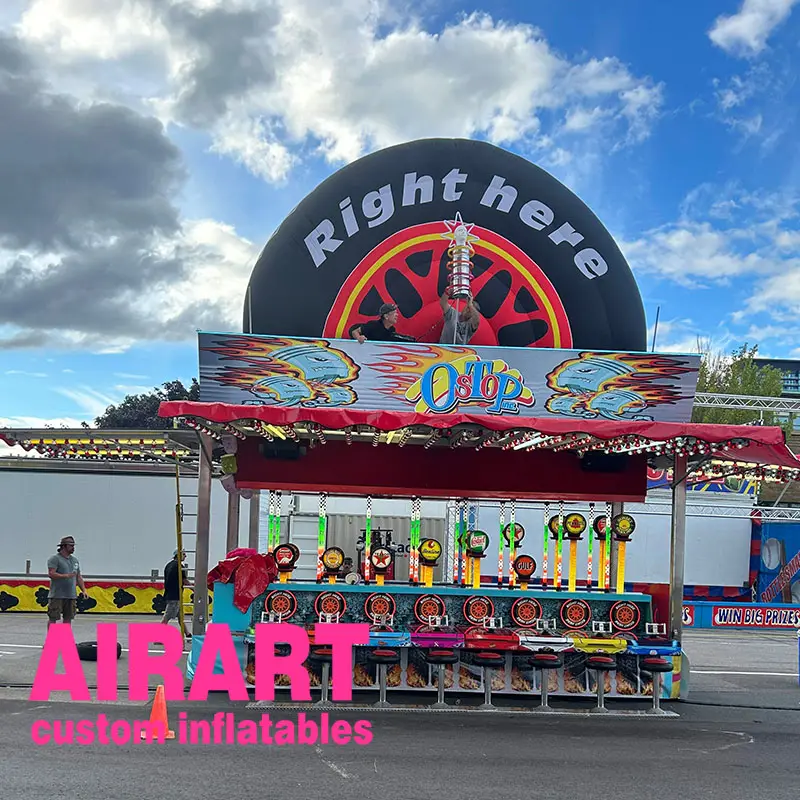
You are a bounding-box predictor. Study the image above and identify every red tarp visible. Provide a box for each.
[208,551,278,612]
[159,401,800,470]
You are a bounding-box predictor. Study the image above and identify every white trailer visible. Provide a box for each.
[0,458,755,590]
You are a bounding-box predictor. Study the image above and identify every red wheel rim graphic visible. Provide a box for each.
[323,222,572,349]
[462,596,495,624]
[610,601,641,631]
[559,599,591,629]
[414,594,446,623]
[364,593,396,622]
[265,590,297,620]
[315,592,347,618]
[510,598,543,628]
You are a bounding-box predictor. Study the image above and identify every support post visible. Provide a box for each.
[609,502,623,591]
[669,452,688,640]
[193,433,213,637]
[226,491,241,554]
[248,490,260,550]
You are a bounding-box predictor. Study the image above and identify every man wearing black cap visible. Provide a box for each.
[350,303,407,343]
[46,536,88,627]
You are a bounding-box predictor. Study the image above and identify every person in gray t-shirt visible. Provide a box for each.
[439,292,480,345]
[47,536,88,626]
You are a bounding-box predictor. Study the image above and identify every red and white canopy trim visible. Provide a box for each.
[159,402,800,481]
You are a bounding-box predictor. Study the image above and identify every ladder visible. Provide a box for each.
[173,458,198,635]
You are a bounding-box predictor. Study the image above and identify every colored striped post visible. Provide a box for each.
[317,492,327,582]
[542,502,550,588]
[364,496,372,584]
[498,501,506,587]
[587,502,595,590]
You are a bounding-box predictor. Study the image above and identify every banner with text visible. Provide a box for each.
[198,333,700,423]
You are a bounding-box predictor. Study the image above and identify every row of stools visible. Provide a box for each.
[307,647,674,714]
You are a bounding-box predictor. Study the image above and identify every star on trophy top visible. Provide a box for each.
[441,212,479,247]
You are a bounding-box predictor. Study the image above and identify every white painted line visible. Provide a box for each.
[693,669,799,677]
[315,746,354,779]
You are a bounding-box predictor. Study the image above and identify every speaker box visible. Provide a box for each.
[259,440,307,460]
[580,452,628,473]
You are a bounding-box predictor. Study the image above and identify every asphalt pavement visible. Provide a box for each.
[0,614,798,798]
[0,697,798,799]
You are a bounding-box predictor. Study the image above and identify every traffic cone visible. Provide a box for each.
[141,684,175,741]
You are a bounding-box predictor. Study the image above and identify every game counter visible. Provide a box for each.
[209,574,683,702]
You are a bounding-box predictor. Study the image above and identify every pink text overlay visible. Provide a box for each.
[29,623,371,702]
[31,712,372,746]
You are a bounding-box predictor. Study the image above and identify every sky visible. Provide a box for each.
[0,0,799,428]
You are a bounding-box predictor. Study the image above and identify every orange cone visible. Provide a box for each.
[141,684,175,741]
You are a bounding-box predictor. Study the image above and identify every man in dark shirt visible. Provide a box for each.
[162,549,191,643]
[351,303,408,343]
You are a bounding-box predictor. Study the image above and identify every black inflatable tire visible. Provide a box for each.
[244,138,646,351]
[76,641,122,661]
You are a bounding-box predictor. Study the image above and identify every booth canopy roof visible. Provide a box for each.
[158,401,800,475]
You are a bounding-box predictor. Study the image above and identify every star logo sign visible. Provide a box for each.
[372,549,392,568]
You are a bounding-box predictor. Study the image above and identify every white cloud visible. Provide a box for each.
[745,264,800,314]
[709,0,799,57]
[5,369,47,377]
[624,184,800,335]
[621,222,767,287]
[646,317,734,356]
[0,414,83,428]
[54,386,120,418]
[0,217,260,352]
[113,384,157,395]
[15,0,664,183]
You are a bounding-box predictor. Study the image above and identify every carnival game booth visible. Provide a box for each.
[159,333,800,711]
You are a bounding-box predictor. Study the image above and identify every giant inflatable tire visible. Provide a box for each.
[76,641,122,661]
[244,138,646,351]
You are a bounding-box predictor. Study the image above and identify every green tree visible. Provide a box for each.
[92,379,200,429]
[691,341,788,427]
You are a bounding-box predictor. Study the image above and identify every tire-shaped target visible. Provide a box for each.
[244,139,647,352]
[264,590,297,620]
[612,513,636,539]
[593,515,608,536]
[610,600,641,632]
[314,591,347,619]
[510,597,543,628]
[559,599,592,629]
[564,513,587,538]
[413,594,446,623]
[462,596,495,625]
[364,592,396,623]
[503,522,525,546]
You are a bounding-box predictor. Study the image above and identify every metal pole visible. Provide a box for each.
[669,452,688,640]
[248,490,261,550]
[193,433,213,637]
[609,502,623,590]
[226,491,241,554]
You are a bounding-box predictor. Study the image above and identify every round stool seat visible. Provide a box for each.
[311,648,333,662]
[530,652,564,669]
[425,648,459,665]
[642,656,673,674]
[368,648,400,665]
[473,652,505,668]
[587,654,617,671]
